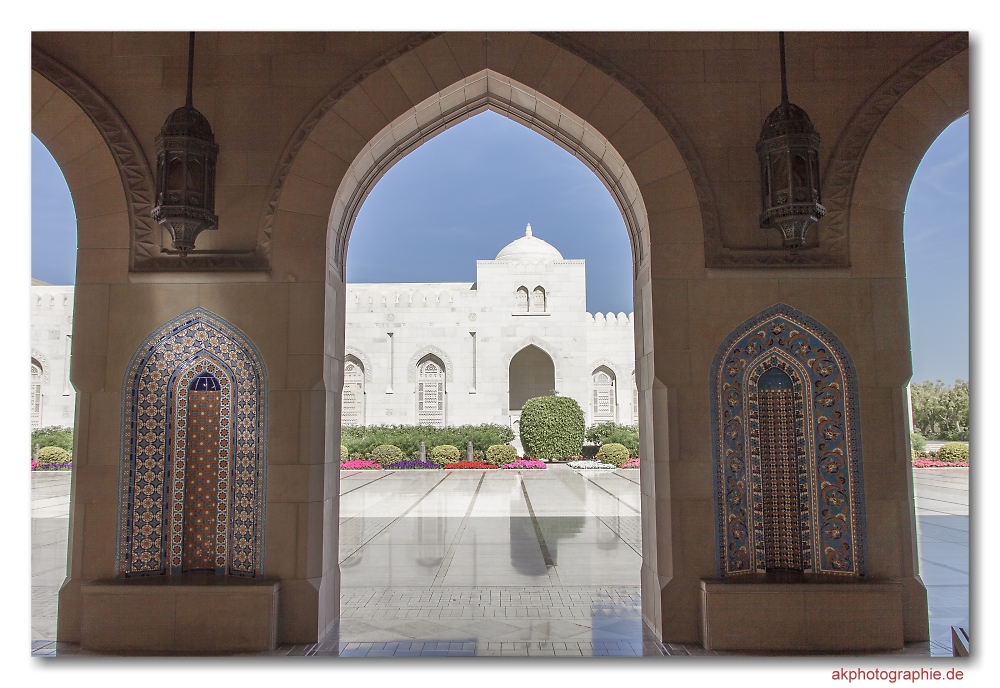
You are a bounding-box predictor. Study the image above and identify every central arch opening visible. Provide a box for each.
[508,345,555,412]
[325,68,656,651]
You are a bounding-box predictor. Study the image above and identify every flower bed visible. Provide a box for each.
[912,459,969,468]
[622,457,640,469]
[340,459,382,470]
[567,459,616,469]
[500,459,547,470]
[386,459,440,470]
[31,461,72,471]
[445,461,498,469]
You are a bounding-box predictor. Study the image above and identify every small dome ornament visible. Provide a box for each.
[151,33,219,256]
[756,33,825,251]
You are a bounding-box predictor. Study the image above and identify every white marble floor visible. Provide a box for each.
[31,465,969,656]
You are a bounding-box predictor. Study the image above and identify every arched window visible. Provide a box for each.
[632,370,639,425]
[592,366,617,423]
[416,356,446,427]
[31,358,43,430]
[342,356,365,427]
[515,286,529,312]
[532,286,546,312]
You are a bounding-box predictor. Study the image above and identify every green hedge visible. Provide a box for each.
[430,444,461,465]
[937,442,969,463]
[370,444,404,467]
[585,422,639,457]
[341,424,514,457]
[485,444,518,465]
[596,443,629,467]
[340,444,348,462]
[31,426,73,455]
[909,431,927,453]
[519,395,585,459]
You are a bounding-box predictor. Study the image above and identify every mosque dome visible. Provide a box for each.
[495,224,564,262]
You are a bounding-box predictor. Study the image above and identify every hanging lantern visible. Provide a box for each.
[151,32,218,256]
[756,32,824,250]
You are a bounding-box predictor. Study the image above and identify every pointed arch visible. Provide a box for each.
[344,346,373,382]
[116,307,268,578]
[710,303,868,577]
[508,345,556,412]
[406,345,454,382]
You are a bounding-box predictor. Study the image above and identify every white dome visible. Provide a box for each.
[495,224,563,262]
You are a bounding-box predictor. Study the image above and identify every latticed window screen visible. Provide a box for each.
[342,359,364,427]
[183,372,221,572]
[31,361,42,430]
[532,287,545,312]
[417,360,445,427]
[515,287,529,312]
[592,369,616,423]
[757,367,803,571]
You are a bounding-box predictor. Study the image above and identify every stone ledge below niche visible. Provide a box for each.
[700,576,903,652]
[81,573,280,654]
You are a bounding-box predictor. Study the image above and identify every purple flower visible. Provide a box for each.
[386,459,440,470]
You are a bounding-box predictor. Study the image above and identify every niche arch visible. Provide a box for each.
[116,307,268,578]
[710,303,868,577]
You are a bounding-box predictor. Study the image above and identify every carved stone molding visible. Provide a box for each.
[540,32,967,269]
[819,33,968,261]
[407,346,454,382]
[260,32,438,261]
[344,346,373,382]
[536,32,722,264]
[32,47,269,273]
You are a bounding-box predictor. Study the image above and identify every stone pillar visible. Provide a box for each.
[419,442,426,462]
[467,441,474,461]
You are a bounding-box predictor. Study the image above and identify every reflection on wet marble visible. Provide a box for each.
[32,465,966,657]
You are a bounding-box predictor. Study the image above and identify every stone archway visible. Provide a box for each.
[31,31,968,651]
[271,35,703,642]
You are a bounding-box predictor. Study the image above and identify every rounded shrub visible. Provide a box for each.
[518,395,585,460]
[486,444,518,465]
[909,431,927,453]
[585,423,640,457]
[37,446,71,465]
[370,444,404,467]
[596,443,629,467]
[341,444,348,462]
[936,442,969,464]
[430,444,461,465]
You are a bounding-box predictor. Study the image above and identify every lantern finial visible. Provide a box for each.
[756,32,825,250]
[151,32,219,256]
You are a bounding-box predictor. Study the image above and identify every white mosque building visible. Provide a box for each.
[30,279,76,431]
[342,224,637,435]
[31,225,637,441]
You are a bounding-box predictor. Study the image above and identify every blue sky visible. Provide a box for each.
[30,111,969,384]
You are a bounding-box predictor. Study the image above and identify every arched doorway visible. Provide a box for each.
[508,345,556,412]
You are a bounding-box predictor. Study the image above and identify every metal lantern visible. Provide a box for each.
[756,33,824,250]
[151,33,218,256]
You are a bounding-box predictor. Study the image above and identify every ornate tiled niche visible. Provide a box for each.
[116,308,267,577]
[710,304,868,577]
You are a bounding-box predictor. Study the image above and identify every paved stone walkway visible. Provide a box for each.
[31,465,969,657]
